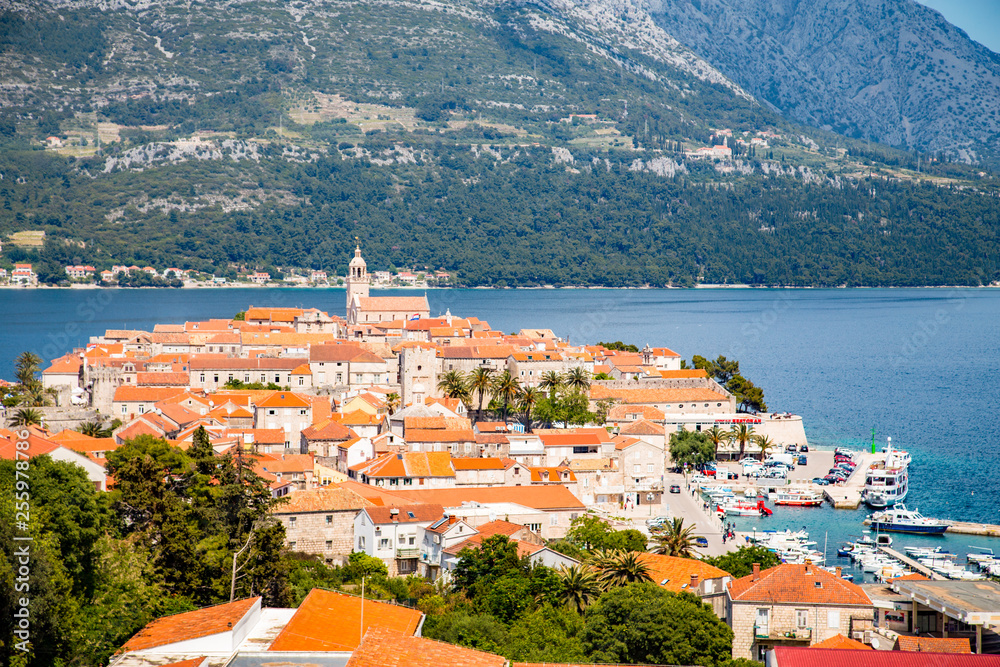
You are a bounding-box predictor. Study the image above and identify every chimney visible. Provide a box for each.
[836,566,842,578]
[690,574,700,590]
[752,563,760,581]
[805,561,812,574]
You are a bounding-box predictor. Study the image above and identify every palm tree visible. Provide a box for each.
[78,418,113,438]
[595,550,652,589]
[17,385,55,407]
[385,392,400,415]
[436,370,470,403]
[705,425,728,461]
[563,367,591,393]
[518,386,541,431]
[729,423,756,460]
[15,351,42,389]
[10,408,43,428]
[558,564,600,613]
[755,434,775,461]
[490,370,521,423]
[468,367,494,421]
[651,518,703,558]
[539,370,563,401]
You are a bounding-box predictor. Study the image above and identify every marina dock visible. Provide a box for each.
[823,452,881,509]
[878,546,945,580]
[862,518,1000,538]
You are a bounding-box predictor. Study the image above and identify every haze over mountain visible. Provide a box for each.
[0,0,997,287]
[649,0,1000,164]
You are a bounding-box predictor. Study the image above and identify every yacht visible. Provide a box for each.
[869,505,948,535]
[864,438,909,508]
[772,490,824,507]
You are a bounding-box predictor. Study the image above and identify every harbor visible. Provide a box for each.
[862,517,1000,538]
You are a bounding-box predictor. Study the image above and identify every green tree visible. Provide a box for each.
[727,375,768,413]
[703,545,780,578]
[557,564,600,614]
[468,367,494,421]
[669,430,715,468]
[385,392,401,414]
[189,425,216,474]
[539,370,563,401]
[490,371,521,423]
[518,386,541,431]
[233,311,246,321]
[10,407,43,427]
[597,341,639,353]
[650,518,703,558]
[582,582,735,666]
[729,423,756,460]
[754,434,775,460]
[15,351,43,389]
[437,370,470,403]
[563,367,591,393]
[452,535,528,595]
[594,550,652,590]
[505,604,587,663]
[705,425,728,460]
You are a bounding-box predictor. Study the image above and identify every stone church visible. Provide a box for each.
[345,247,430,325]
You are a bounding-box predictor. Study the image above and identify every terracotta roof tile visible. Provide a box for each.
[256,391,312,408]
[136,372,190,386]
[770,647,1000,667]
[269,589,422,652]
[812,634,872,650]
[119,597,259,653]
[728,564,872,606]
[896,636,972,654]
[346,627,505,667]
[301,418,356,442]
[113,386,187,403]
[386,485,585,510]
[638,553,730,593]
[590,386,730,404]
[272,487,373,514]
[619,419,665,436]
[363,503,445,525]
[443,534,545,558]
[451,457,505,471]
[404,429,476,443]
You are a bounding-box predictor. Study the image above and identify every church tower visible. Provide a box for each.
[346,245,369,314]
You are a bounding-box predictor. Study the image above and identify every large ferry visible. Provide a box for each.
[869,505,948,535]
[863,438,909,508]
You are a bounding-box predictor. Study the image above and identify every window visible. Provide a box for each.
[647,463,654,473]
[200,373,205,382]
[298,377,304,386]
[633,464,640,474]
[359,536,365,549]
[326,515,333,525]
[138,405,145,414]
[289,541,296,549]
[379,538,392,549]
[214,375,219,383]
[268,409,276,416]
[326,540,333,549]
[796,610,808,628]
[289,516,296,524]
[527,523,541,533]
[299,409,307,415]
[122,406,127,414]
[827,610,840,629]
[550,515,558,526]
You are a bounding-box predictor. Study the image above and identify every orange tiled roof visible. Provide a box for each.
[301,417,355,441]
[475,519,530,539]
[619,419,665,436]
[728,564,872,606]
[608,404,666,421]
[364,503,444,525]
[638,553,730,593]
[403,416,472,430]
[589,385,730,404]
[43,353,82,374]
[119,597,259,653]
[385,485,585,510]
[896,636,971,654]
[272,487,373,514]
[659,369,709,378]
[443,534,545,558]
[529,466,577,482]
[256,391,312,408]
[136,372,190,386]
[269,589,423,652]
[812,634,871,650]
[346,627,505,667]
[258,454,314,474]
[451,457,505,471]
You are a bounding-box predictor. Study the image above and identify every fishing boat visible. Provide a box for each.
[864,437,909,508]
[772,490,824,506]
[869,505,948,535]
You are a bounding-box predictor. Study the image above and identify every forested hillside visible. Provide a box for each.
[0,0,998,286]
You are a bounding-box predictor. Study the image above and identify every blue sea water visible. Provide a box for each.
[2,286,999,574]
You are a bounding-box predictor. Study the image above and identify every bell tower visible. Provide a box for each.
[346,245,369,314]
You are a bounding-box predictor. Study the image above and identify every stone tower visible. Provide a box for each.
[345,245,369,313]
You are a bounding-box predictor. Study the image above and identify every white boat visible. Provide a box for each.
[718,499,771,516]
[772,490,824,506]
[869,505,948,535]
[906,546,956,559]
[864,439,909,508]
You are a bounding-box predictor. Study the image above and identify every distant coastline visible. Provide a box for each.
[1,283,997,291]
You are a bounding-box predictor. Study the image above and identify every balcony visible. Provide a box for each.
[754,626,811,641]
[396,548,420,559]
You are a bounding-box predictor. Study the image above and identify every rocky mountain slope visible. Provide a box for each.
[649,0,1000,165]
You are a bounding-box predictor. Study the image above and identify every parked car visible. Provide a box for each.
[694,537,709,548]
[669,484,681,494]
[812,477,831,486]
[786,444,798,453]
[799,445,809,452]
[646,516,670,529]
[797,455,808,466]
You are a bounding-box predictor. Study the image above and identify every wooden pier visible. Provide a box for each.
[879,546,945,580]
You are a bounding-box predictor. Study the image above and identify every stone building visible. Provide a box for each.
[272,486,373,562]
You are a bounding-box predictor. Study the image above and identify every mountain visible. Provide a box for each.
[0,0,998,287]
[649,0,1000,165]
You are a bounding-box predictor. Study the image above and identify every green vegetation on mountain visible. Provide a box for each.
[0,0,997,286]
